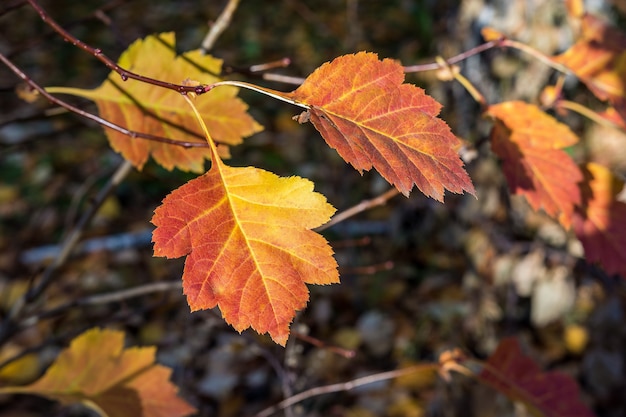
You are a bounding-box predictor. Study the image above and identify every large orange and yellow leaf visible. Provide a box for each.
[488,101,583,229]
[573,163,626,277]
[553,14,626,119]
[47,32,262,172]
[478,337,594,417]
[0,328,195,417]
[286,52,474,201]
[151,151,338,345]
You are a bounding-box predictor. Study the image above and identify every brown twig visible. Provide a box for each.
[0,51,210,149]
[24,0,206,95]
[252,363,439,417]
[293,331,356,359]
[16,280,183,333]
[316,188,400,232]
[404,40,500,73]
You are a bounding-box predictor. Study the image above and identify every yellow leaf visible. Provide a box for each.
[46,32,262,172]
[0,328,195,417]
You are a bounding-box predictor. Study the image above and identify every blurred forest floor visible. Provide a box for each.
[2,1,626,416]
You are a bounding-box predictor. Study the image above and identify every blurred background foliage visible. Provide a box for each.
[2,1,626,416]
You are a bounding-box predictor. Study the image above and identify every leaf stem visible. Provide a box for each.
[501,38,572,75]
[556,99,626,131]
[207,81,309,109]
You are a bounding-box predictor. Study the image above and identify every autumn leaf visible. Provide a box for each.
[572,163,626,277]
[597,106,626,130]
[553,14,626,119]
[286,52,474,201]
[151,139,338,345]
[46,32,262,172]
[487,101,583,229]
[478,337,595,417]
[0,328,196,417]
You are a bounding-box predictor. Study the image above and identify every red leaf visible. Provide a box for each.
[488,101,583,229]
[572,163,626,277]
[553,14,626,119]
[288,52,474,201]
[479,337,595,417]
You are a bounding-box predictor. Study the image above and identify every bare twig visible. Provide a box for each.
[293,331,356,358]
[404,40,500,73]
[316,188,400,232]
[0,52,210,149]
[261,73,305,85]
[24,0,207,95]
[17,280,183,332]
[201,0,240,53]
[252,363,439,417]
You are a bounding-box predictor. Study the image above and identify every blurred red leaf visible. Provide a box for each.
[152,143,338,345]
[479,337,595,417]
[0,328,195,417]
[488,101,583,229]
[553,14,626,119]
[287,52,474,201]
[573,162,626,277]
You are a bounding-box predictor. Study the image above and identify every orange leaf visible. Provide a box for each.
[0,328,195,417]
[553,14,626,119]
[597,106,626,130]
[572,163,626,276]
[152,148,338,345]
[487,101,583,229]
[287,52,475,201]
[481,27,506,42]
[479,337,594,417]
[47,32,262,172]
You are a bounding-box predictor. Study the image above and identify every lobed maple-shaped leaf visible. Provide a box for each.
[478,337,595,417]
[487,101,583,229]
[572,163,626,277]
[286,52,475,201]
[47,32,262,172]
[0,328,196,417]
[553,14,626,119]
[151,143,338,345]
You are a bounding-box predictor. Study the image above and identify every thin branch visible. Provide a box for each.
[316,188,400,232]
[404,40,500,73]
[252,363,439,417]
[261,73,305,85]
[17,281,183,332]
[24,0,207,95]
[201,0,240,53]
[0,51,210,149]
[403,37,572,78]
[292,331,355,358]
[0,160,133,345]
